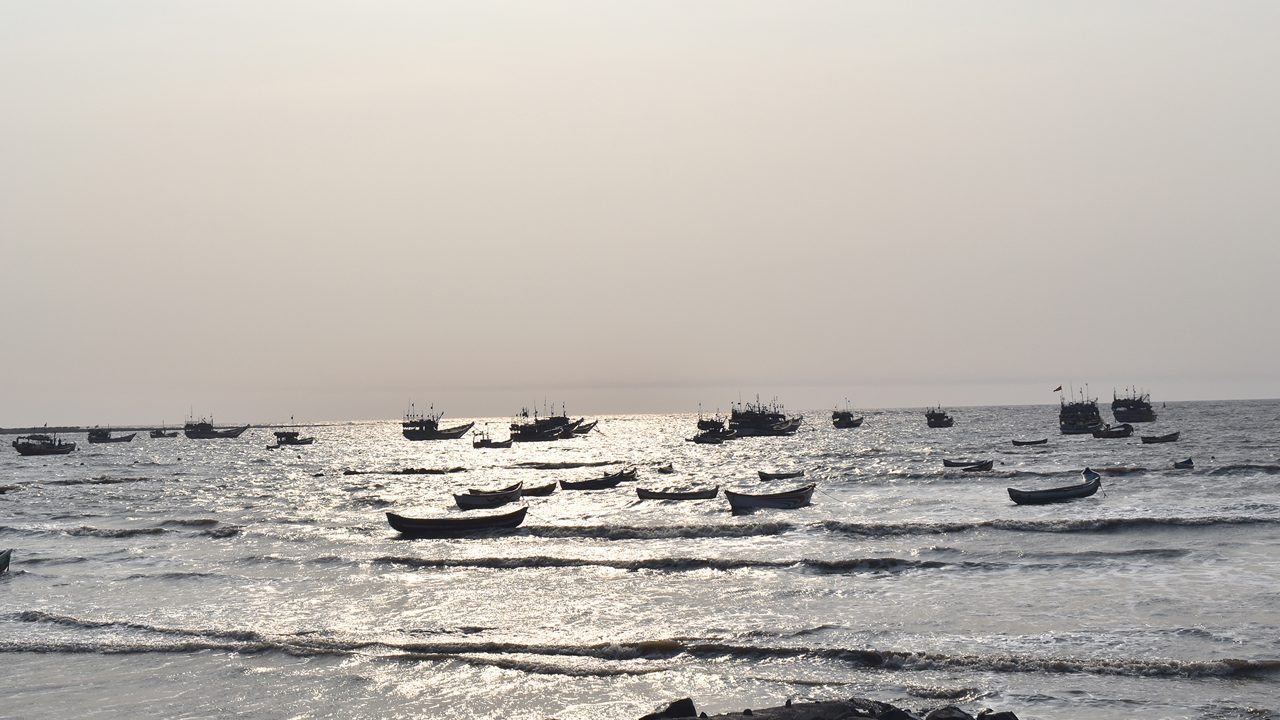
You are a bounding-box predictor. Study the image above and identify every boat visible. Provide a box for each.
[655,463,675,474]
[925,407,954,428]
[572,420,598,435]
[1112,388,1157,423]
[184,419,250,439]
[560,467,636,490]
[472,431,513,449]
[637,486,719,500]
[510,406,578,442]
[832,401,864,429]
[273,430,315,446]
[1012,438,1048,446]
[0,548,9,575]
[455,482,523,510]
[402,405,474,441]
[12,433,76,456]
[386,506,528,538]
[1173,458,1194,469]
[725,483,815,513]
[1092,423,1134,439]
[941,459,985,468]
[87,428,137,444]
[697,413,727,431]
[1008,468,1102,505]
[961,459,994,472]
[689,420,736,444]
[729,398,802,437]
[758,469,805,481]
[520,481,557,497]
[1059,391,1104,435]
[149,427,178,439]
[1140,431,1180,444]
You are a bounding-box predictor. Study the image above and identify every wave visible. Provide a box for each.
[1208,464,1280,476]
[522,522,796,540]
[160,518,220,527]
[65,526,167,538]
[372,554,959,574]
[342,467,466,476]
[120,572,219,581]
[511,461,620,470]
[44,476,150,486]
[821,515,1280,537]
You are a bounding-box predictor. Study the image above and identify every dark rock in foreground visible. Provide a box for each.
[637,698,1020,720]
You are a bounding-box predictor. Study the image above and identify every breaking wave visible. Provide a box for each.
[372,554,959,574]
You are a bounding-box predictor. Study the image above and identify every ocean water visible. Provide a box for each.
[3,401,1279,719]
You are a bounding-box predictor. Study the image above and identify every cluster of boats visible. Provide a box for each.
[9,419,255,455]
[689,400,804,443]
[401,404,597,445]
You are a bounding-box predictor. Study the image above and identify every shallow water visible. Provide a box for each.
[3,401,1279,718]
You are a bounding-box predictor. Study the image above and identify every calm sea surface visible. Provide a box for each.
[3,401,1279,719]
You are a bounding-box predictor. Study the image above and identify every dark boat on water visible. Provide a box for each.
[1059,392,1104,435]
[832,401,864,429]
[1008,468,1102,505]
[925,407,954,428]
[402,405,474,441]
[12,433,76,456]
[729,398,802,437]
[961,459,994,472]
[758,469,805,481]
[942,459,985,468]
[655,463,675,474]
[560,466,636,490]
[637,486,719,500]
[149,426,178,439]
[1093,423,1134,439]
[725,484,815,513]
[520,481,557,497]
[0,548,10,575]
[184,419,250,439]
[1012,438,1048,446]
[1112,388,1157,423]
[472,431,513,449]
[272,430,315,446]
[1140,431,1180,444]
[87,428,136,444]
[510,406,579,442]
[1173,458,1194,469]
[689,415,736,444]
[455,482,523,510]
[386,506,528,538]
[572,419,598,435]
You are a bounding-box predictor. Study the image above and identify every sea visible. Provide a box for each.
[3,400,1279,719]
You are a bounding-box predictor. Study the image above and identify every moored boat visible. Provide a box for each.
[758,469,805,481]
[925,407,954,428]
[729,398,802,437]
[961,459,994,472]
[472,431,513,449]
[149,427,178,439]
[402,405,474,441]
[0,548,10,574]
[520,481,557,497]
[1012,438,1048,446]
[455,482,523,510]
[560,466,636,490]
[1112,387,1157,423]
[942,459,985,468]
[273,430,315,446]
[87,428,136,444]
[1059,391,1104,435]
[1173,458,1194,469]
[510,406,577,442]
[386,506,528,538]
[637,486,719,500]
[832,401,864,429]
[184,419,250,439]
[572,419,598,435]
[1008,468,1102,505]
[655,463,675,474]
[1092,423,1134,439]
[12,433,76,456]
[725,483,815,513]
[1140,431,1180,444]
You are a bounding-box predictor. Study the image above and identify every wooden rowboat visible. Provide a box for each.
[1173,458,1194,469]
[655,463,675,474]
[455,482,523,510]
[1008,469,1102,505]
[942,459,984,468]
[1092,423,1134,439]
[1011,438,1048,446]
[758,469,805,481]
[636,486,719,500]
[1140,431,1180,444]
[961,459,994,472]
[520,481,557,497]
[725,484,815,513]
[386,506,528,538]
[0,548,10,575]
[560,467,635,490]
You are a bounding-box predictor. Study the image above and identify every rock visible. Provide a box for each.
[639,698,699,719]
[975,712,1019,720]
[924,708,974,720]
[875,708,920,720]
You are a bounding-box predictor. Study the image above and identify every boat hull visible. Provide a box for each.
[637,486,719,500]
[386,507,528,538]
[1008,471,1102,505]
[185,425,250,439]
[1140,431,1180,444]
[1012,439,1048,446]
[403,422,475,441]
[725,484,815,512]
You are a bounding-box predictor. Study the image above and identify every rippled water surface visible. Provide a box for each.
[4,401,1280,718]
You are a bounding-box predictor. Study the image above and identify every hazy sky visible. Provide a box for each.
[3,1,1278,425]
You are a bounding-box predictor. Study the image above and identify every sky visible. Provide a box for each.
[2,1,1278,425]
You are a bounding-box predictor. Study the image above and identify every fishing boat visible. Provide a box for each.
[510,405,578,442]
[1059,391,1104,435]
[1140,431,1180,444]
[729,398,802,437]
[637,486,719,500]
[1112,388,1157,423]
[572,419,598,435]
[386,506,528,538]
[520,481,557,497]
[12,433,76,456]
[832,401,864,429]
[149,426,178,439]
[1173,458,1194,469]
[184,419,250,439]
[402,405,474,441]
[689,417,736,444]
[758,469,805,481]
[455,482,523,510]
[942,459,985,468]
[1008,468,1102,505]
[1012,438,1048,446]
[925,407,954,428]
[87,428,136,444]
[961,459,994,472]
[272,430,315,446]
[0,548,10,575]
[560,467,635,490]
[655,463,675,474]
[725,483,815,513]
[472,431,513,449]
[1092,423,1134,439]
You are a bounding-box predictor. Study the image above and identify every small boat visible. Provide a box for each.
[725,484,815,513]
[1140,431,1180,444]
[1112,387,1157,423]
[655,463,675,474]
[402,405,474,441]
[925,407,954,428]
[832,402,864,429]
[12,433,76,456]
[961,459,994,472]
[1008,468,1102,505]
[941,459,985,468]
[689,427,736,444]
[1173,458,1194,469]
[1059,392,1105,435]
[729,398,802,437]
[87,428,137,444]
[637,486,719,500]
[509,405,578,442]
[184,419,250,439]
[572,420,598,435]
[472,431,513,449]
[520,481,557,497]
[455,482,523,510]
[0,548,11,575]
[1012,438,1048,446]
[149,428,178,439]
[1092,423,1134,439]
[758,469,805,481]
[273,430,315,446]
[386,506,528,538]
[560,467,636,490]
